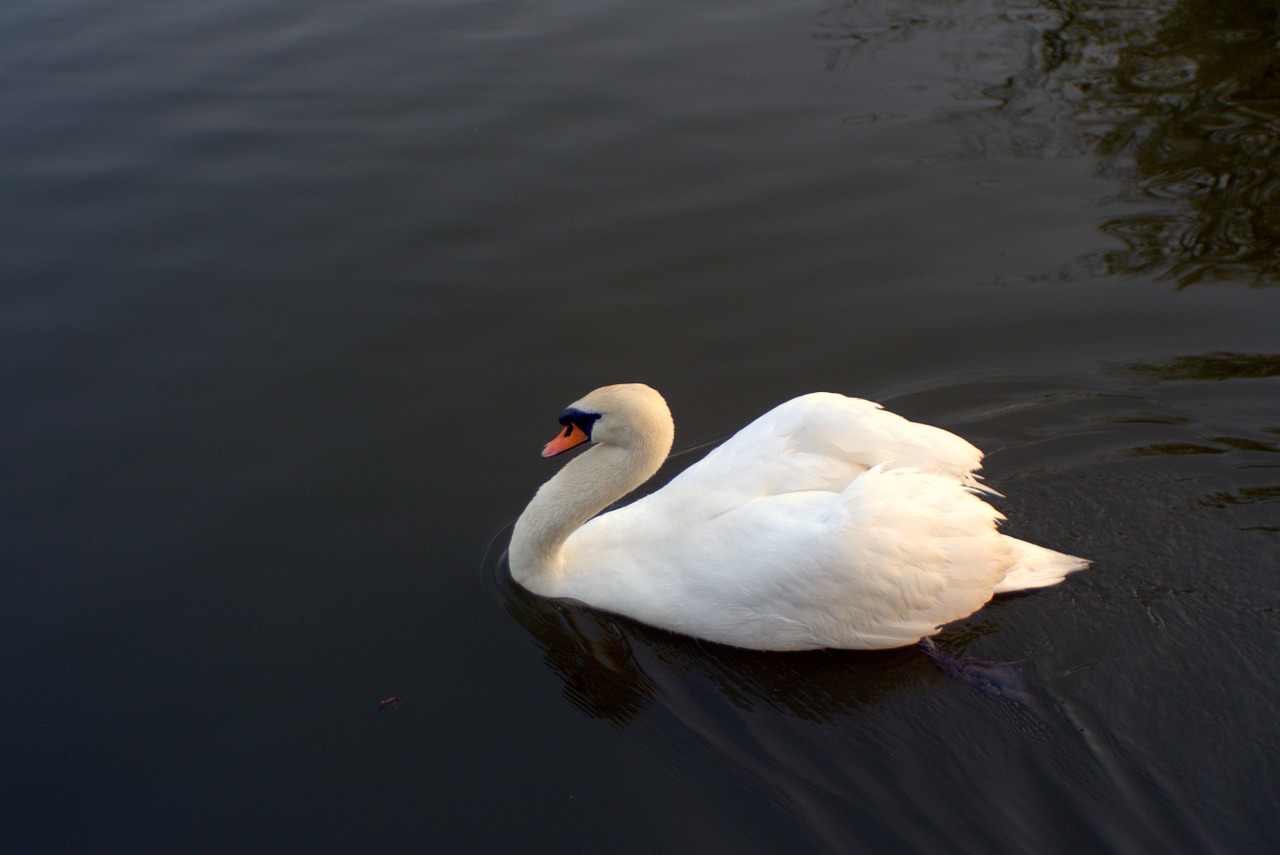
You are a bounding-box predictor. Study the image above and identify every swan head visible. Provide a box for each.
[511,384,675,588]
[541,383,674,460]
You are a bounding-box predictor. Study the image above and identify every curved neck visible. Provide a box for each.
[510,437,669,588]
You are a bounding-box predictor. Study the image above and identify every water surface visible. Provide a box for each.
[3,0,1278,852]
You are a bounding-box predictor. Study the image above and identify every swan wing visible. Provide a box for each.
[650,393,987,523]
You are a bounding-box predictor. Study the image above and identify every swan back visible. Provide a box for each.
[639,393,989,525]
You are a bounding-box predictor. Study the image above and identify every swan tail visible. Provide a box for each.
[994,536,1089,594]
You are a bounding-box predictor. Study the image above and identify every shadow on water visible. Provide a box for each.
[498,563,1053,724]
[495,562,940,727]
[817,0,1280,287]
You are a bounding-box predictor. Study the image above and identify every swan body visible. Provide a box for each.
[510,384,1088,651]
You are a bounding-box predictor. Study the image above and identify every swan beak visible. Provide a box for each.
[542,423,590,458]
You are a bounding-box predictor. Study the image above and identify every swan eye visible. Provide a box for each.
[557,407,601,440]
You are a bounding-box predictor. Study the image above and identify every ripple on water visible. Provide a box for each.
[1206,28,1264,45]
[1139,169,1220,203]
[1123,55,1199,91]
[1207,123,1280,158]
[1003,8,1068,31]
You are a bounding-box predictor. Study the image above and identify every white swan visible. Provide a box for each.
[510,384,1088,651]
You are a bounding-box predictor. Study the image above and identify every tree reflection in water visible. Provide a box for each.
[817,0,1280,286]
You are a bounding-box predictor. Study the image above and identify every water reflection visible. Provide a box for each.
[1111,351,1280,531]
[1081,0,1280,285]
[502,575,658,724]
[1117,350,1280,381]
[1116,351,1280,457]
[818,0,1280,286]
[500,568,946,725]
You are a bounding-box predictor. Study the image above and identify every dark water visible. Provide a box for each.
[3,0,1278,851]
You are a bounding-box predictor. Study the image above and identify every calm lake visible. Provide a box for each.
[3,0,1278,851]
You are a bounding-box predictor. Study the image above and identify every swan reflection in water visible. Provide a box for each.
[499,564,1029,726]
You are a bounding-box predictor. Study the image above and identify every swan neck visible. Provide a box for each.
[510,439,667,586]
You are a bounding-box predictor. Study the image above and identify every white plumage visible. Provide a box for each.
[509,384,1087,651]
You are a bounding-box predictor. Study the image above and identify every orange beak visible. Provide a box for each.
[542,423,590,458]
